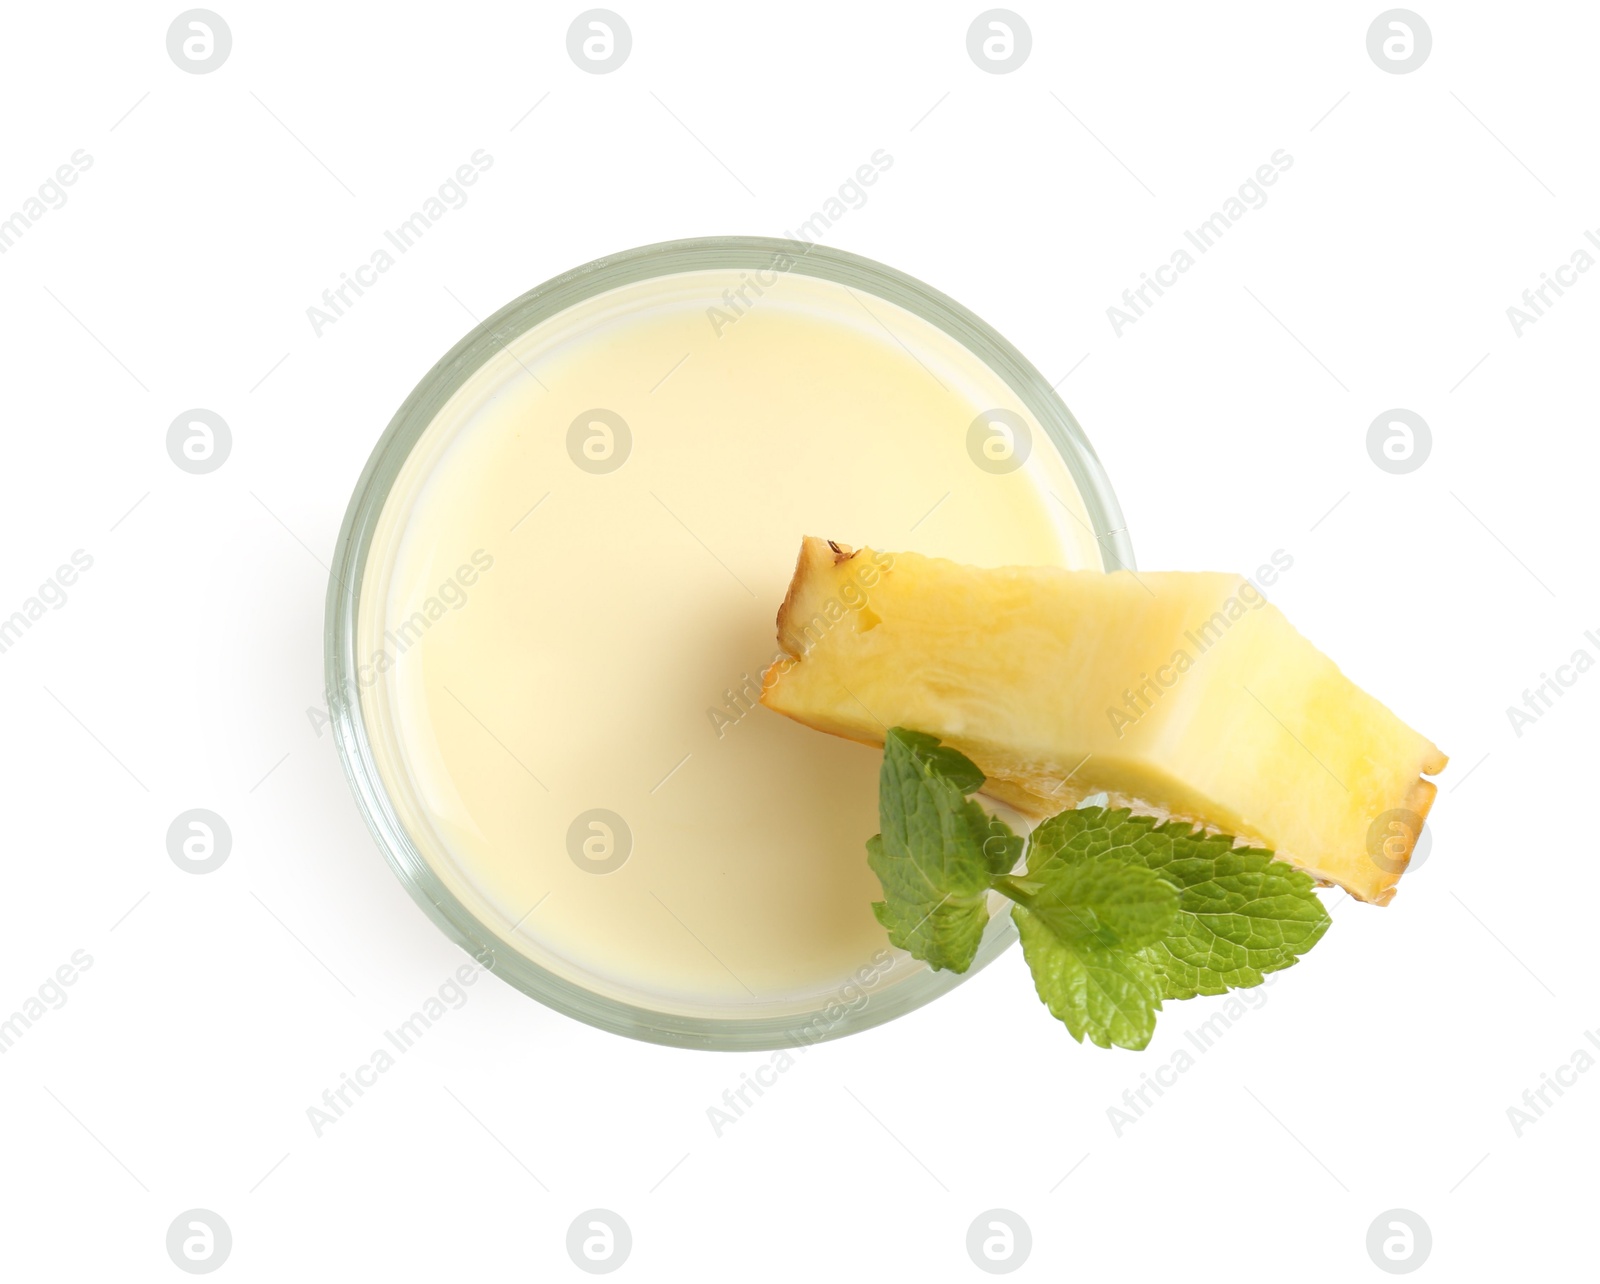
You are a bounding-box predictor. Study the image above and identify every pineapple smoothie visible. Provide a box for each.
[356,264,1106,1021]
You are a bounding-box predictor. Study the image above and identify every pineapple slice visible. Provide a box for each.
[761,537,1446,905]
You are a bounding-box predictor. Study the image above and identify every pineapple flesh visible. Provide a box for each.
[760,537,1446,905]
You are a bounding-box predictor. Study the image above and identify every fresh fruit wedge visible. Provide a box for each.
[760,537,1446,904]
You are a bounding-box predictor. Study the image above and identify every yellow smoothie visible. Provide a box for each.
[357,265,1102,1020]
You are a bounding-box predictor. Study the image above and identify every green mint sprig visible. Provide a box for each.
[866,728,1332,1049]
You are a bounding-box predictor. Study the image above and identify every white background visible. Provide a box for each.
[1,1,1595,1278]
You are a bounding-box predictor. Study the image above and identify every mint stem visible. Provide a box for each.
[990,875,1038,907]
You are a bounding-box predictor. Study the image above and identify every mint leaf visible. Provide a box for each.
[866,728,1018,971]
[1027,807,1331,1000]
[867,840,989,971]
[891,729,987,796]
[978,814,1025,881]
[1014,903,1166,1051]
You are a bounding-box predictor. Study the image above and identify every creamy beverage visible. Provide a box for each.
[356,265,1104,1021]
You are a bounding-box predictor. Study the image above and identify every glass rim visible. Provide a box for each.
[323,235,1135,1051]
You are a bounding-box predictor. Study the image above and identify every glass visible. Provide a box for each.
[324,236,1133,1050]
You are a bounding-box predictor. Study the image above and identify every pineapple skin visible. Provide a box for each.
[760,537,1447,905]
